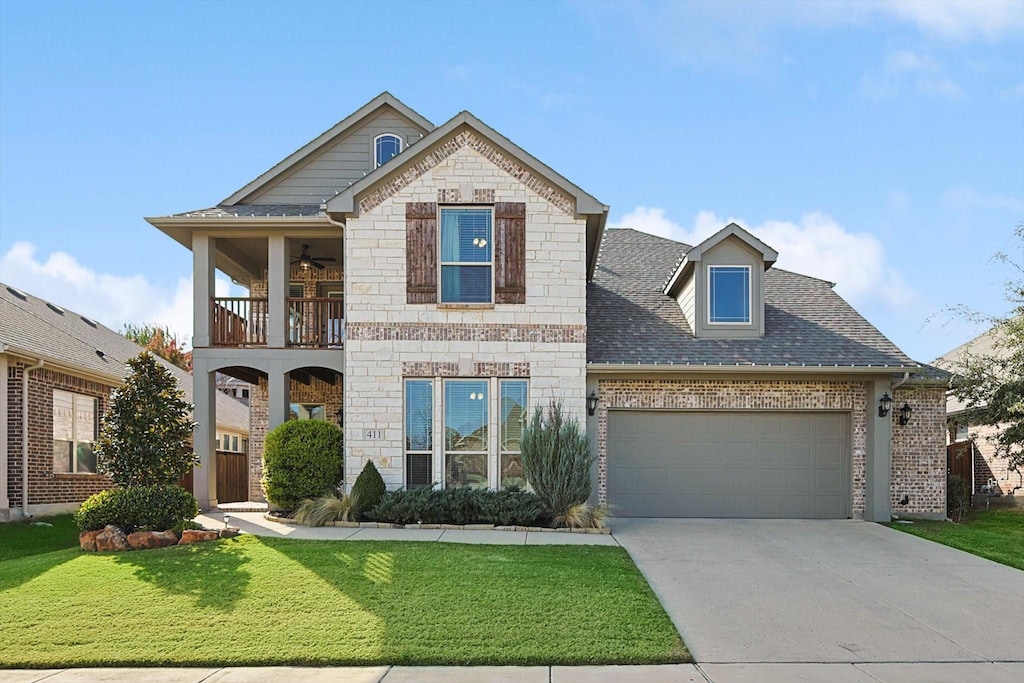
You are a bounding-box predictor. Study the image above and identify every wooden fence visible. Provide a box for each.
[180,451,249,504]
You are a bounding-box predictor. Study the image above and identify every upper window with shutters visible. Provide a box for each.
[406,202,526,306]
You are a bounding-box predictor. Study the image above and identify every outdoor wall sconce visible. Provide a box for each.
[898,402,913,426]
[335,406,344,425]
[587,391,599,416]
[878,392,893,417]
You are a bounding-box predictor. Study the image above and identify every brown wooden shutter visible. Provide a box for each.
[406,202,438,304]
[494,202,526,304]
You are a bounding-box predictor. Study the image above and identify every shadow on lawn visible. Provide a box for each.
[0,548,79,592]
[112,538,252,611]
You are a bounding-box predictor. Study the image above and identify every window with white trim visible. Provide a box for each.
[290,403,325,420]
[374,133,402,168]
[52,390,97,474]
[708,265,751,324]
[499,380,528,489]
[440,208,493,303]
[405,380,433,488]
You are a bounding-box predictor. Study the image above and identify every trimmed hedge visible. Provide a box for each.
[351,460,386,516]
[75,484,199,533]
[367,487,546,526]
[262,420,344,509]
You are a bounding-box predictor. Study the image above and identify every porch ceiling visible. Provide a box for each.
[215,237,344,285]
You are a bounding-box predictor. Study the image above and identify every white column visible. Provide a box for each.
[865,377,893,522]
[192,358,218,511]
[268,235,288,348]
[267,360,290,432]
[192,233,215,348]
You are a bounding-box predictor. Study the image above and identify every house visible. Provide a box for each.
[0,283,250,521]
[145,92,948,521]
[936,325,1022,498]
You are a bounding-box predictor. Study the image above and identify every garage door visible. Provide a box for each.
[607,411,850,518]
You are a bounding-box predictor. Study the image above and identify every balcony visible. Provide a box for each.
[211,297,343,349]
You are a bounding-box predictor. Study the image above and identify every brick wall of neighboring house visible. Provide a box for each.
[891,386,947,516]
[248,375,343,502]
[344,136,587,490]
[595,379,870,514]
[963,422,1022,496]
[6,363,114,509]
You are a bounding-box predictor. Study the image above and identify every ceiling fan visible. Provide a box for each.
[291,244,336,271]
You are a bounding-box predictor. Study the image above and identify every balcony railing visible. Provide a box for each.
[288,297,344,348]
[212,297,268,347]
[209,297,344,349]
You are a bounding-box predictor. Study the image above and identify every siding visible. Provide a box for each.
[248,111,429,204]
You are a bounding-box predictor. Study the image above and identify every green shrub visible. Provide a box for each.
[520,400,596,526]
[96,352,197,486]
[367,487,546,526]
[75,485,198,533]
[262,420,344,509]
[351,460,386,515]
[948,474,971,522]
[293,491,359,526]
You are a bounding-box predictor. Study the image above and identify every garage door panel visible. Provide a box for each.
[607,411,850,519]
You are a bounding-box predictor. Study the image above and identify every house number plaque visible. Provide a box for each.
[364,429,384,440]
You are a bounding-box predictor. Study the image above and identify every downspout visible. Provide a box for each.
[22,358,44,519]
[891,371,910,393]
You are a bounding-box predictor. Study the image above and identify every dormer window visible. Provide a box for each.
[708,265,751,324]
[374,133,402,168]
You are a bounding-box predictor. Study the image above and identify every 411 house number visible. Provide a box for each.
[364,429,384,440]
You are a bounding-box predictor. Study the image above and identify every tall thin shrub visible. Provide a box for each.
[520,400,595,526]
[947,474,971,522]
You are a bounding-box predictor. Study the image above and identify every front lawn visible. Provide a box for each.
[0,514,80,561]
[0,534,689,668]
[888,508,1024,570]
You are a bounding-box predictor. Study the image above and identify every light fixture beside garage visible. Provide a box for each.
[878,392,893,417]
[587,391,599,416]
[898,402,913,426]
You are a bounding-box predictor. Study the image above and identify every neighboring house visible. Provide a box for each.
[0,283,249,521]
[935,325,1022,497]
[217,373,252,406]
[146,92,948,521]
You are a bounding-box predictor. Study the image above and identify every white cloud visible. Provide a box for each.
[878,0,1024,42]
[943,186,1024,214]
[0,242,239,347]
[861,49,964,100]
[608,207,915,308]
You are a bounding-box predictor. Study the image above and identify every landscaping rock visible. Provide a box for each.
[218,528,240,539]
[94,525,130,552]
[127,530,179,549]
[79,530,101,552]
[178,529,219,545]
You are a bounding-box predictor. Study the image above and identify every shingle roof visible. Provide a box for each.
[587,229,924,370]
[933,324,1007,413]
[170,203,324,218]
[0,283,249,432]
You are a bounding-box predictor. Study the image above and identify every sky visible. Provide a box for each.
[1,0,1022,364]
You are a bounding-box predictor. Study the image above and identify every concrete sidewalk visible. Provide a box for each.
[195,512,620,546]
[6,662,1024,682]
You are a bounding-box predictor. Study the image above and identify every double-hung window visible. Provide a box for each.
[708,265,751,324]
[405,380,433,488]
[52,390,97,474]
[499,380,528,489]
[440,208,493,303]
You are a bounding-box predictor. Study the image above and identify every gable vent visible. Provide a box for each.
[5,286,27,300]
[46,303,65,315]
[80,316,98,328]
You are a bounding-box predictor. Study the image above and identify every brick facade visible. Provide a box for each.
[954,422,1022,496]
[891,386,948,515]
[6,363,114,510]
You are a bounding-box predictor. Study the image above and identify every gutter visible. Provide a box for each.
[586,362,921,375]
[21,358,44,519]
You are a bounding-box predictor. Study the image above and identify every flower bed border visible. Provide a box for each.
[264,513,611,534]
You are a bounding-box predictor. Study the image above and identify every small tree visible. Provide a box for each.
[122,323,192,371]
[520,400,596,525]
[351,460,386,515]
[96,351,197,486]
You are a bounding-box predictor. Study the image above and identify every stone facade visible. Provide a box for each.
[6,363,114,512]
[247,374,343,501]
[344,140,587,490]
[593,378,946,518]
[891,386,948,515]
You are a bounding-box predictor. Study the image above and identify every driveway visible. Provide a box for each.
[613,519,1024,664]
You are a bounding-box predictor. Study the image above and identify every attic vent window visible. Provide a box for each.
[374,133,402,168]
[6,286,27,300]
[708,265,751,324]
[80,316,98,328]
[46,303,66,315]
